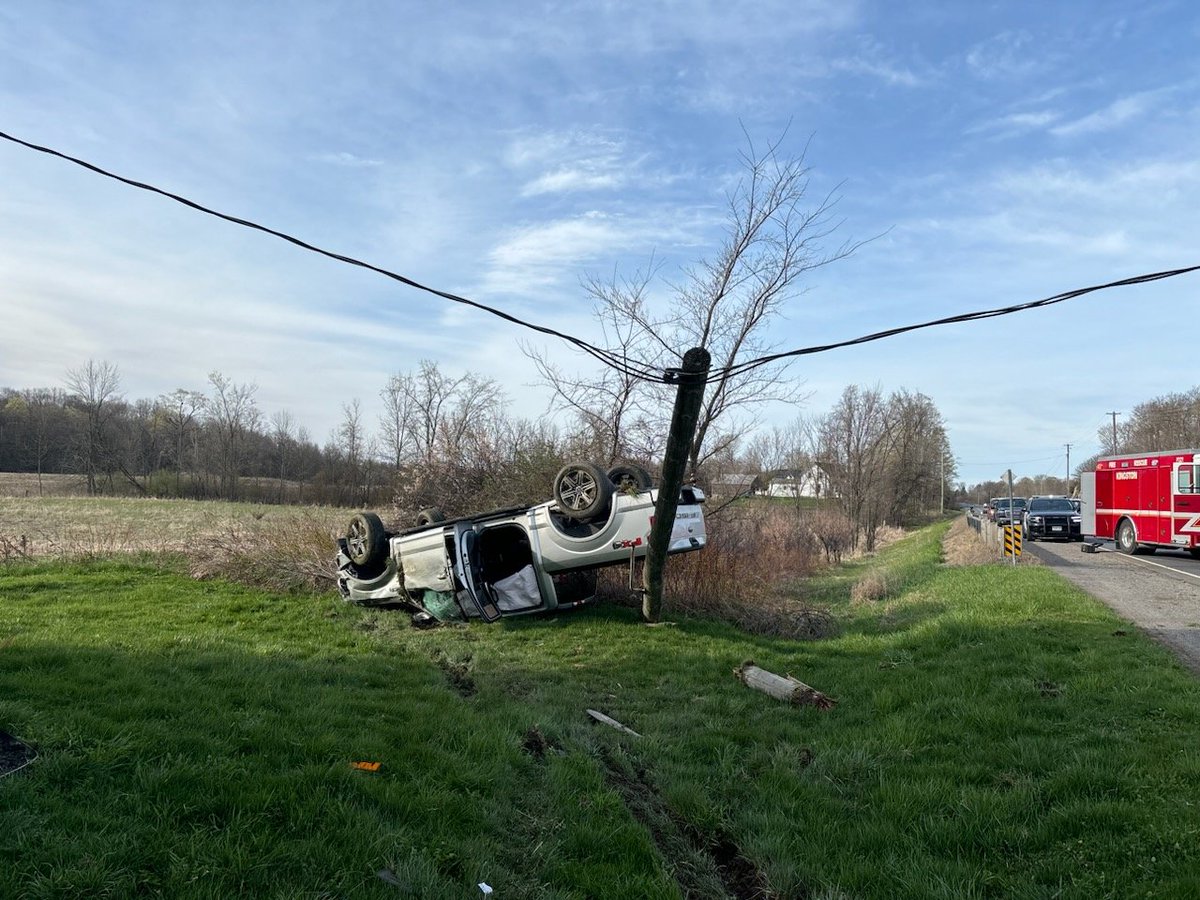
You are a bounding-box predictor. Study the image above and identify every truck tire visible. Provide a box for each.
[608,464,653,493]
[346,512,388,568]
[416,507,447,527]
[553,462,613,521]
[1116,519,1137,555]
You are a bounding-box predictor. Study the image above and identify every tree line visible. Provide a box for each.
[1,358,954,540]
[964,385,1200,502]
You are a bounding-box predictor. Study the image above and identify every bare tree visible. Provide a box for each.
[815,385,892,551]
[64,360,123,494]
[379,373,416,469]
[203,371,261,500]
[410,361,463,466]
[439,371,506,466]
[382,360,505,467]
[159,388,204,495]
[1106,388,1200,454]
[673,134,851,474]
[18,388,67,494]
[270,409,297,502]
[880,390,947,523]
[814,386,953,548]
[527,264,671,466]
[527,134,858,476]
[122,397,164,492]
[333,399,368,505]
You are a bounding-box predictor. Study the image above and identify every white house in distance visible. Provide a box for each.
[765,465,830,499]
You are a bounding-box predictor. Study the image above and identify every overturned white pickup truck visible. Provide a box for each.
[335,462,707,623]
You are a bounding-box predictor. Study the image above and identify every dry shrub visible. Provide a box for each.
[187,511,340,593]
[389,453,565,525]
[600,505,835,639]
[0,534,34,562]
[807,508,856,563]
[1,523,148,561]
[850,572,890,604]
[871,525,907,550]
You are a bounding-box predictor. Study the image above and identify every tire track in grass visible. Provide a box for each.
[597,746,780,900]
[430,649,477,697]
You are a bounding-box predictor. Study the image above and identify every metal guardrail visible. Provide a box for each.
[966,511,1022,562]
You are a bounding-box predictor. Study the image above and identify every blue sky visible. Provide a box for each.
[1,1,1197,486]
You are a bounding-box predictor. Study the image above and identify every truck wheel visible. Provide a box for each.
[1116,520,1137,555]
[1190,548,1200,560]
[608,464,653,493]
[553,462,613,521]
[346,512,388,568]
[416,507,447,527]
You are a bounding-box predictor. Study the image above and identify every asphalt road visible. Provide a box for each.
[1024,537,1200,674]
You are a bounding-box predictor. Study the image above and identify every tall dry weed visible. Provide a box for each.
[807,508,856,563]
[188,511,341,593]
[602,505,835,639]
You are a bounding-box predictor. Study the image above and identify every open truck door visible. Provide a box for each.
[453,523,501,622]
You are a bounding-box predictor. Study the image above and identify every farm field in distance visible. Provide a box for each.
[0,474,352,560]
[3,499,1200,897]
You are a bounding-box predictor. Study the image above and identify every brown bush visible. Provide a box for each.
[600,505,835,639]
[850,572,890,604]
[807,508,856,564]
[389,455,564,526]
[187,510,341,594]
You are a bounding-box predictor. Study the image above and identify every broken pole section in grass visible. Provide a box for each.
[642,346,710,623]
[735,662,837,710]
[586,709,643,737]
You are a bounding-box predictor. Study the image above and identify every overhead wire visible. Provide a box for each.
[2,128,1198,389]
[0,129,664,384]
[712,265,1200,382]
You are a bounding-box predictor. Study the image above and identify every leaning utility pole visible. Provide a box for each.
[642,347,710,622]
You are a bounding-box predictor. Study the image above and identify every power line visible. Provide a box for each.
[0,129,663,384]
[714,266,1200,381]
[3,128,1198,389]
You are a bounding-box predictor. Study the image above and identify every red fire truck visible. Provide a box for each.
[1080,449,1200,556]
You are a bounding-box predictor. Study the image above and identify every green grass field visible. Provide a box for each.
[3,524,1200,897]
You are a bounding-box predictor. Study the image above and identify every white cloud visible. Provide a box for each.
[1050,91,1159,137]
[505,130,632,196]
[965,30,1039,80]
[521,167,622,196]
[968,109,1060,136]
[482,214,631,293]
[831,38,925,87]
[311,151,383,168]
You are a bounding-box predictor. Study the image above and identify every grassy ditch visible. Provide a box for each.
[3,527,1200,897]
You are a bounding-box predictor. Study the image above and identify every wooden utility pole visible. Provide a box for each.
[1107,412,1120,454]
[642,347,710,622]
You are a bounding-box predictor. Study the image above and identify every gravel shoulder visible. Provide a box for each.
[1024,538,1200,675]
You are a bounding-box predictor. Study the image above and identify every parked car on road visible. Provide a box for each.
[335,462,707,623]
[993,497,1027,526]
[1023,495,1082,541]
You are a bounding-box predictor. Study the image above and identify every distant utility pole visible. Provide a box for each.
[939,447,945,514]
[1107,412,1120,454]
[1064,443,1071,494]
